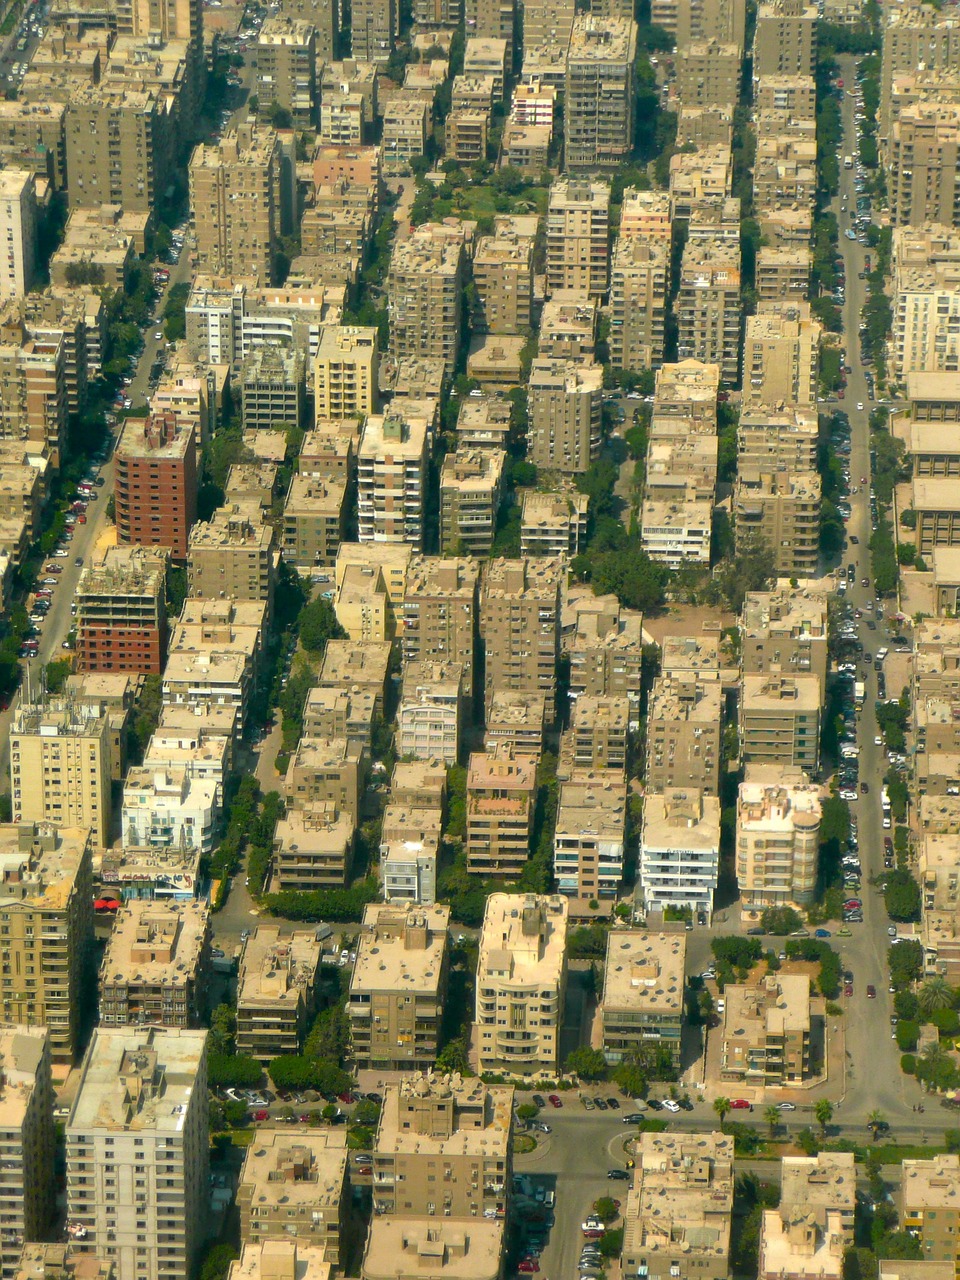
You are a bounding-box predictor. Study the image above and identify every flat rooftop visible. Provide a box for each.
[602,930,686,1015]
[478,893,568,988]
[101,899,208,987]
[67,1027,206,1133]
[351,903,449,995]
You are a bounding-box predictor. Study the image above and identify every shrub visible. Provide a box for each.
[900,1053,916,1075]
[895,1020,919,1052]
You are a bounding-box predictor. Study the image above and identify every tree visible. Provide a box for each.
[299,596,345,654]
[208,1004,236,1056]
[765,1105,780,1138]
[613,1061,648,1098]
[517,1103,539,1121]
[885,870,921,922]
[867,1110,886,1141]
[207,1052,262,1088]
[43,659,72,695]
[918,976,955,1015]
[815,1099,833,1135]
[713,1096,731,1131]
[566,1046,608,1081]
[760,906,803,936]
[435,1037,469,1074]
[593,1197,619,1223]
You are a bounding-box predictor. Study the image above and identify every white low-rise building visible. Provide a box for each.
[122,767,220,855]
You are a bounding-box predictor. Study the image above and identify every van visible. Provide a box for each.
[314,923,333,942]
[544,1191,555,1209]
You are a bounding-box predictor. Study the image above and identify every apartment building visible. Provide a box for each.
[476,893,568,1076]
[736,764,822,905]
[465,744,538,877]
[538,292,597,359]
[565,591,644,716]
[64,85,175,217]
[553,771,626,900]
[10,702,111,846]
[609,237,668,372]
[189,124,284,283]
[400,558,479,700]
[121,767,219,857]
[239,345,305,432]
[640,788,721,922]
[741,304,820,408]
[318,639,392,716]
[440,448,504,557]
[741,582,828,685]
[545,178,610,298]
[645,671,722,795]
[888,104,960,230]
[187,503,278,608]
[357,406,430,550]
[755,246,812,305]
[740,673,821,775]
[236,926,321,1061]
[388,224,465,378]
[0,1025,54,1280]
[640,494,713,569]
[471,221,535,334]
[734,469,821,577]
[753,0,817,80]
[0,170,36,301]
[480,557,564,716]
[528,358,603,474]
[721,973,814,1084]
[0,325,68,463]
[271,804,355,892]
[669,146,733,220]
[314,325,378,418]
[237,1130,347,1263]
[362,1221,502,1280]
[601,930,685,1068]
[348,903,449,1069]
[464,0,514,61]
[372,1073,511,1219]
[66,1028,209,1280]
[564,16,637,169]
[560,694,629,775]
[456,396,512,451]
[381,821,439,906]
[520,489,589,559]
[892,227,960,378]
[352,0,397,63]
[115,414,198,563]
[737,405,819,475]
[284,736,366,827]
[381,94,430,176]
[676,239,742,383]
[99,900,209,1029]
[300,418,361,483]
[674,38,741,107]
[0,823,92,1062]
[77,545,168,676]
[282,474,346,571]
[256,17,316,127]
[899,1157,960,1271]
[759,1153,856,1280]
[622,1133,733,1280]
[396,660,463,765]
[485,690,547,757]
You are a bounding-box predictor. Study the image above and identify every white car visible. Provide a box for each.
[661,1099,681,1113]
[856,402,864,411]
[874,735,883,745]
[778,1102,797,1111]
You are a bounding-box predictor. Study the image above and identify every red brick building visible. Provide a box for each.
[76,545,169,675]
[115,412,198,561]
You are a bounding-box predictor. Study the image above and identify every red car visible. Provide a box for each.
[838,388,845,398]
[548,1095,562,1108]
[843,899,862,910]
[338,1092,357,1105]
[582,1231,603,1240]
[844,983,853,997]
[253,1110,269,1121]
[730,1099,751,1110]
[356,1165,372,1175]
[837,77,844,86]
[884,837,894,855]
[298,1114,311,1123]
[518,1262,540,1273]
[867,985,877,998]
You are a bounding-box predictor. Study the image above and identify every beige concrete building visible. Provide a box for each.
[397,660,464,765]
[892,227,960,379]
[527,358,603,475]
[0,1025,55,1280]
[565,591,644,717]
[520,489,589,558]
[900,1157,960,1270]
[236,926,321,1061]
[676,239,742,383]
[284,735,366,827]
[348,903,449,1069]
[466,744,538,878]
[401,557,479,701]
[564,16,637,169]
[282,474,347,571]
[99,899,209,1030]
[318,639,392,716]
[756,246,812,306]
[271,804,355,892]
[601,930,685,1068]
[476,893,568,1076]
[358,405,431,550]
[759,1153,855,1280]
[609,237,668,373]
[10,702,111,847]
[256,17,316,127]
[889,105,960,231]
[538,291,597,360]
[237,1130,347,1262]
[480,558,564,717]
[737,405,819,474]
[740,673,821,775]
[471,220,536,334]
[363,1219,503,1280]
[545,178,610,298]
[645,671,722,795]
[66,1028,209,1280]
[372,1073,511,1220]
[639,788,721,921]
[382,94,430,176]
[388,224,465,378]
[485,690,547,757]
[674,38,741,107]
[187,503,278,609]
[721,973,815,1084]
[563,694,629,773]
[742,304,820,408]
[622,1133,733,1280]
[189,125,283,284]
[736,765,822,905]
[753,0,817,81]
[313,325,379,419]
[64,85,176,218]
[734,469,821,577]
[440,448,504,557]
[741,582,829,685]
[0,171,36,302]
[553,770,626,900]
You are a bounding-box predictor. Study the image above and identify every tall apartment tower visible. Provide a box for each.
[0,825,94,1063]
[546,177,611,298]
[741,303,820,409]
[889,105,960,230]
[256,18,317,127]
[77,546,169,676]
[388,224,466,378]
[0,170,36,301]
[187,503,278,608]
[564,17,637,169]
[114,413,198,562]
[753,0,816,80]
[189,125,283,284]
[528,357,603,473]
[609,236,669,371]
[64,87,174,217]
[676,0,746,51]
[10,702,112,847]
[0,1025,55,1280]
[414,0,463,24]
[401,557,480,701]
[357,407,430,550]
[880,7,960,143]
[66,1028,209,1280]
[677,240,743,384]
[481,557,564,717]
[465,0,515,65]
[313,325,379,418]
[352,0,397,64]
[522,0,575,50]
[283,0,337,58]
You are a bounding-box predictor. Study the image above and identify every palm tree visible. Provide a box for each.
[918,976,955,1015]
[867,1109,886,1141]
[815,1099,833,1135]
[713,1096,731,1131]
[765,1105,780,1138]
